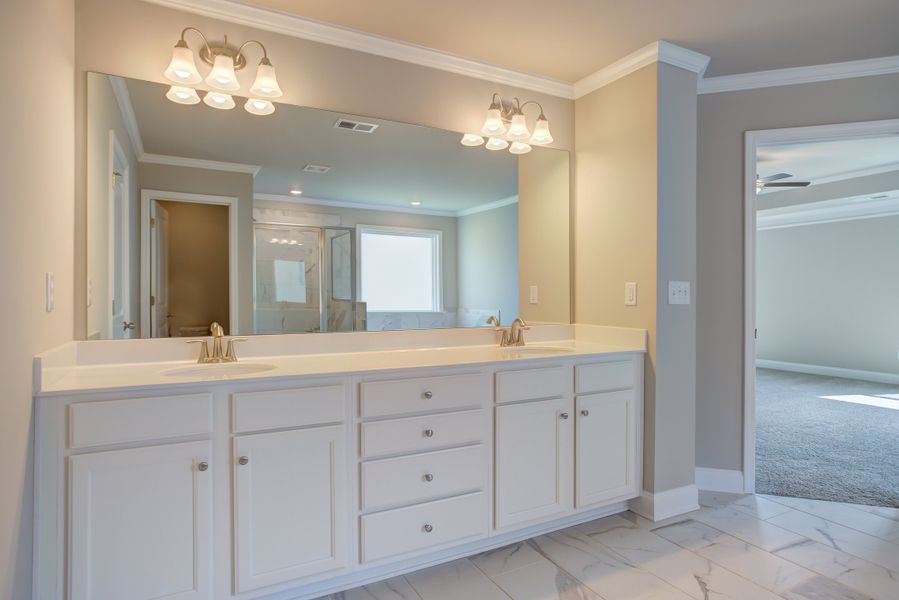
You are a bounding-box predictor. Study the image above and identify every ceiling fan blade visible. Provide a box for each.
[763,181,811,188]
[758,172,793,183]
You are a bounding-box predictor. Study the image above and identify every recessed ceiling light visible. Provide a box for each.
[289,188,303,195]
[410,201,422,206]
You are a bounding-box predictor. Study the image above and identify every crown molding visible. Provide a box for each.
[456,195,518,216]
[699,54,899,94]
[757,190,899,230]
[141,0,575,99]
[573,40,710,99]
[255,193,517,218]
[108,75,144,156]
[139,153,261,176]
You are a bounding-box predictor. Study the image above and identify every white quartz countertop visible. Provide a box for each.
[36,339,643,396]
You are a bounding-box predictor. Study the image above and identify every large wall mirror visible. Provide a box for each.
[85,72,570,339]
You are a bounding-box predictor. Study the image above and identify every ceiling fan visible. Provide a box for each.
[756,172,811,193]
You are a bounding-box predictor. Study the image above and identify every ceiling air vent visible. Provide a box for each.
[303,164,331,174]
[333,118,379,133]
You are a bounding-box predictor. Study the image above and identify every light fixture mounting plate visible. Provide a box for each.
[199,41,248,71]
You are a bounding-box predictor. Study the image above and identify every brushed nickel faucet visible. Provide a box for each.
[187,322,247,363]
[487,316,531,347]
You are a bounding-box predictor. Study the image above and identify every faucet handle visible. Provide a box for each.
[224,337,249,362]
[187,339,210,363]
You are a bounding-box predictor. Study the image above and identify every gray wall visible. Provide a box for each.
[458,203,519,324]
[757,215,899,375]
[696,73,899,471]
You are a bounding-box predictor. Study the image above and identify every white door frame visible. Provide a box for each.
[140,189,240,338]
[108,131,131,338]
[742,118,899,493]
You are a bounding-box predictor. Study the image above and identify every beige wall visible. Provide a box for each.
[757,215,899,375]
[519,147,571,324]
[138,163,255,334]
[575,63,698,493]
[157,201,230,335]
[458,203,519,324]
[85,73,140,339]
[696,73,899,471]
[0,0,74,597]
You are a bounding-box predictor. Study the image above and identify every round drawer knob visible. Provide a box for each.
[198,461,209,472]
[238,456,249,466]
[423,391,434,400]
[423,429,435,438]
[581,409,590,417]
[423,524,433,533]
[424,473,435,482]
[560,412,569,420]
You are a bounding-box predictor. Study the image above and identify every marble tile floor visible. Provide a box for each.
[318,492,899,600]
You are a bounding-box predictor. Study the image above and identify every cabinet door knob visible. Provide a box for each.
[423,391,433,400]
[581,409,590,417]
[197,461,209,472]
[424,473,435,482]
[423,429,435,438]
[560,412,569,420]
[238,456,249,466]
[423,524,433,533]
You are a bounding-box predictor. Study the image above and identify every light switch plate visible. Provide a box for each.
[625,282,637,306]
[529,285,538,304]
[668,281,690,305]
[45,272,55,312]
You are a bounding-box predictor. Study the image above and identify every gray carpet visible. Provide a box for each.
[756,368,899,507]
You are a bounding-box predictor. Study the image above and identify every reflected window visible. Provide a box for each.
[359,226,441,312]
[274,259,307,303]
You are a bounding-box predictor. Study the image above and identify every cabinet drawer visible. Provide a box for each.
[496,366,569,404]
[360,373,487,418]
[361,410,485,458]
[232,385,345,433]
[361,445,485,511]
[575,360,635,394]
[361,492,487,563]
[69,393,212,449]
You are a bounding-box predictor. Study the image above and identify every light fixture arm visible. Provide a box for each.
[178,26,212,55]
[519,100,546,119]
[236,39,270,63]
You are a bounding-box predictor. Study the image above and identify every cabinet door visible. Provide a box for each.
[576,390,637,507]
[495,397,572,529]
[233,426,347,593]
[69,441,212,600]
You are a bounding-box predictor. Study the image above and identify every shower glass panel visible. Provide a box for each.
[324,228,359,332]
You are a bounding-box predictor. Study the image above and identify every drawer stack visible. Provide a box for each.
[357,373,490,563]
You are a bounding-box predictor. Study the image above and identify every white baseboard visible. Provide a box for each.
[756,359,899,385]
[629,484,699,521]
[695,468,745,493]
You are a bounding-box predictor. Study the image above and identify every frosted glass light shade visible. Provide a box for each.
[164,41,202,84]
[481,108,506,136]
[529,116,554,145]
[165,85,201,105]
[509,141,532,155]
[485,137,510,151]
[506,113,530,140]
[244,98,275,116]
[203,91,235,110]
[460,133,485,146]
[249,59,283,98]
[205,54,240,91]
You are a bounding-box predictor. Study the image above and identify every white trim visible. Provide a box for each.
[140,153,261,177]
[809,161,899,187]
[573,40,710,98]
[140,190,240,337]
[756,359,899,385]
[108,75,144,156]
[456,195,518,216]
[695,468,745,493]
[108,131,132,338]
[140,0,574,99]
[699,54,899,94]
[758,191,899,230]
[628,484,699,521]
[743,118,899,495]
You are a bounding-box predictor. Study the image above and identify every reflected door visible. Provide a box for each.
[150,202,171,338]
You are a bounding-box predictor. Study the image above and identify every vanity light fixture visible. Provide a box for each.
[163,27,283,115]
[463,93,554,154]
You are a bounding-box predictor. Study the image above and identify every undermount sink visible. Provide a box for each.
[161,362,277,379]
[500,346,575,356]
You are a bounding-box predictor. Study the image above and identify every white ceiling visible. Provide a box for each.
[757,135,899,190]
[242,0,899,81]
[125,78,521,212]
